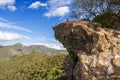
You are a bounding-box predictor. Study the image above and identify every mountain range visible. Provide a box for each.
[0,43,67,62]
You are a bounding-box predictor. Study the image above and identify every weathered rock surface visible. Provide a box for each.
[53,20,120,80]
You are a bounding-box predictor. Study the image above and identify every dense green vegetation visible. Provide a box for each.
[0,51,67,80]
[71,0,120,30]
[93,12,120,30]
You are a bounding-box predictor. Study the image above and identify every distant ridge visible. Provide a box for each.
[0,45,3,48]
[0,43,67,62]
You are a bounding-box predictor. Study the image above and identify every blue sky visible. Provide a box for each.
[0,0,73,49]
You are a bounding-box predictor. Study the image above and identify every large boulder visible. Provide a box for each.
[53,20,120,80]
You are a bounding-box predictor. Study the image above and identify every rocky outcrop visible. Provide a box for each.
[53,20,120,80]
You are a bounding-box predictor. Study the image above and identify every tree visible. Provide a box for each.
[112,0,120,11]
[71,0,120,20]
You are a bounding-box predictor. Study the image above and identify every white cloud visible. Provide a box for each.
[1,42,65,50]
[0,0,16,11]
[0,31,22,41]
[0,0,15,6]
[0,17,32,33]
[42,43,65,50]
[45,0,72,17]
[45,6,70,17]
[24,42,65,50]
[28,1,47,9]
[0,33,65,50]
[25,36,65,50]
[7,5,16,11]
[47,0,72,8]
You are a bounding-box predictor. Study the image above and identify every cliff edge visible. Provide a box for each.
[53,20,120,80]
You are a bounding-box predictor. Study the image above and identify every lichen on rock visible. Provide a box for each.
[53,20,120,80]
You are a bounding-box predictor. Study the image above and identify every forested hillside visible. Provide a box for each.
[0,51,67,80]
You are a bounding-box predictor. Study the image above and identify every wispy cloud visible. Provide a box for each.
[0,0,17,11]
[44,0,72,17]
[34,36,65,50]
[0,31,30,41]
[0,17,9,22]
[0,17,32,33]
[28,1,47,9]
[24,42,65,50]
[0,34,65,50]
[7,5,17,11]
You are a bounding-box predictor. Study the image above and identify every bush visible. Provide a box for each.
[93,12,120,30]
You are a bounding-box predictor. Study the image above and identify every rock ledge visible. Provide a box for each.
[53,20,120,80]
